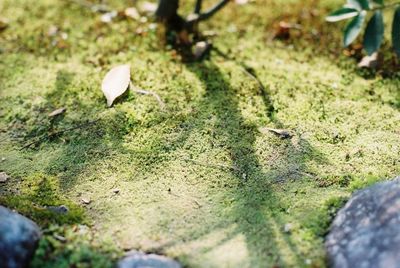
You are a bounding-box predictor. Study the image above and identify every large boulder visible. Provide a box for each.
[325,177,400,268]
[117,251,181,268]
[0,206,41,268]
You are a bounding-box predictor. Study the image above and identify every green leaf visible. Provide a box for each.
[346,0,370,10]
[363,11,384,55]
[392,6,400,57]
[344,11,367,47]
[326,8,359,22]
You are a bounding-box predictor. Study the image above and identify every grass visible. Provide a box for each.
[0,0,399,267]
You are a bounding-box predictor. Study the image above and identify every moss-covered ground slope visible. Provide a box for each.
[0,0,399,267]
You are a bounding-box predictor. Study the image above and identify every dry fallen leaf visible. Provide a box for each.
[101,64,131,107]
[48,107,66,117]
[259,127,293,139]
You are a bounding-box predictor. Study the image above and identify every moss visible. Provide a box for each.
[31,225,120,268]
[348,175,382,191]
[0,173,85,225]
[301,196,348,238]
[0,0,399,267]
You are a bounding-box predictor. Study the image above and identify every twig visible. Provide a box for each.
[20,119,99,150]
[194,0,203,14]
[130,82,166,110]
[191,0,231,23]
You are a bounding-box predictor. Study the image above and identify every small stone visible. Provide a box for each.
[193,41,211,60]
[0,206,41,267]
[112,188,120,194]
[0,172,9,183]
[100,11,117,23]
[47,25,58,36]
[117,251,181,268]
[140,2,157,14]
[124,7,140,20]
[358,52,379,69]
[283,223,293,233]
[60,32,68,40]
[148,23,157,31]
[139,16,148,23]
[47,205,69,214]
[81,197,91,205]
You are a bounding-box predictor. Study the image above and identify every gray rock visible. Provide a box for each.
[325,177,400,268]
[117,251,181,268]
[0,206,41,268]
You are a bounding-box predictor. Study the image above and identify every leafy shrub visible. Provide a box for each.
[326,0,400,56]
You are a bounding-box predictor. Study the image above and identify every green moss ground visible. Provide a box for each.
[0,0,399,267]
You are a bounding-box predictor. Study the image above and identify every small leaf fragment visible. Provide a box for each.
[101,64,131,107]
